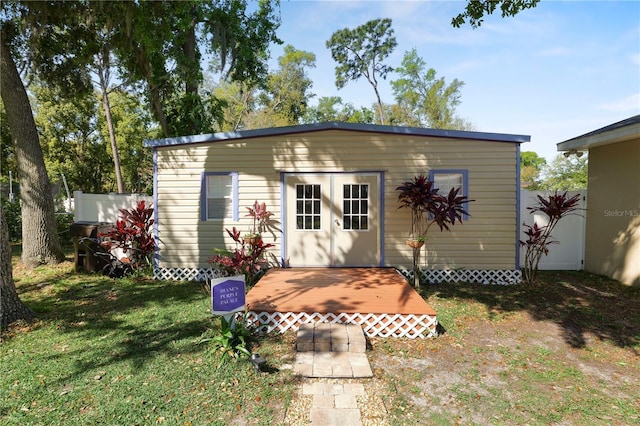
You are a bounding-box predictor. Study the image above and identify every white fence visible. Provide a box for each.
[72,190,586,272]
[73,191,153,223]
[520,190,586,270]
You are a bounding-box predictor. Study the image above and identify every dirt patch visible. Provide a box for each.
[366,273,640,425]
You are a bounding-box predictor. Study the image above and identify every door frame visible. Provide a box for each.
[281,171,385,267]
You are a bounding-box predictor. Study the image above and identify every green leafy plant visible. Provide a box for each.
[200,314,255,367]
[55,212,74,238]
[520,191,581,284]
[1,197,22,241]
[397,175,472,286]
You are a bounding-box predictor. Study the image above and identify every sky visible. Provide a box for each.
[266,0,640,162]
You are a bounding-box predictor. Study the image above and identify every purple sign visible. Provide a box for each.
[211,275,246,315]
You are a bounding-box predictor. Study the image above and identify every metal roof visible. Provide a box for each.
[557,114,640,152]
[144,121,530,148]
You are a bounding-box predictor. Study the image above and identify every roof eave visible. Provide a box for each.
[143,122,530,148]
[557,116,640,152]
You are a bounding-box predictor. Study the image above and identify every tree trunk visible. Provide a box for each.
[0,32,65,268]
[96,51,125,193]
[373,84,385,125]
[182,17,200,135]
[1,205,35,329]
[101,89,125,193]
[183,18,198,97]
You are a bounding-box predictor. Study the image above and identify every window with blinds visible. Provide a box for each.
[203,173,236,220]
[433,173,463,197]
[429,169,469,220]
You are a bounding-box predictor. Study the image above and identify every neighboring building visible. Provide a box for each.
[144,122,529,283]
[557,115,640,286]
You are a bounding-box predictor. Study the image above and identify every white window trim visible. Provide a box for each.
[201,172,239,221]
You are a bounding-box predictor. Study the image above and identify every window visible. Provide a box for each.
[201,172,238,221]
[295,184,321,230]
[429,169,469,219]
[343,183,369,231]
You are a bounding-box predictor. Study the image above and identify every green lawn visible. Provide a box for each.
[1,257,297,425]
[3,253,639,425]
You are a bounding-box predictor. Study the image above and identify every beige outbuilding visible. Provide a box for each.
[557,115,640,286]
[144,122,529,283]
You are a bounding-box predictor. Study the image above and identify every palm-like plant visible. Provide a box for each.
[520,191,581,284]
[397,175,473,286]
[245,201,274,239]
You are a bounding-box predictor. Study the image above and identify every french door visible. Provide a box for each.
[284,173,380,267]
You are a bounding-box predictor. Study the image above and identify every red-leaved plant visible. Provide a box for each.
[520,191,581,284]
[397,175,473,286]
[209,227,275,287]
[99,200,155,270]
[245,200,274,237]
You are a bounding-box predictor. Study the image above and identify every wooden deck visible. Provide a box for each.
[247,268,435,315]
[245,268,438,338]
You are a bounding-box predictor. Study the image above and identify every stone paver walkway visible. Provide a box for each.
[304,381,366,425]
[294,323,373,378]
[286,323,382,425]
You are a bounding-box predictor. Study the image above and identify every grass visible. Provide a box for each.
[3,247,640,425]
[1,248,298,425]
[369,270,640,425]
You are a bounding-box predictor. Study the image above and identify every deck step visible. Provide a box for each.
[296,323,367,353]
[294,323,372,378]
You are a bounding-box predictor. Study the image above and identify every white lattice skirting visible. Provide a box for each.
[154,266,521,285]
[397,268,522,285]
[245,311,438,339]
[153,267,224,281]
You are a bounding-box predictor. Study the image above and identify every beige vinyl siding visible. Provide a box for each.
[154,129,518,270]
[584,139,640,286]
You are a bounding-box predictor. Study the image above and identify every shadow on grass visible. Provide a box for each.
[418,270,640,352]
[12,260,216,384]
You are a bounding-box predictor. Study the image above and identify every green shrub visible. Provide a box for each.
[199,314,256,367]
[56,212,74,239]
[1,198,21,241]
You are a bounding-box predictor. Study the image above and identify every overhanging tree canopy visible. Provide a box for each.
[452,0,541,28]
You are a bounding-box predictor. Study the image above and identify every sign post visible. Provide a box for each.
[210,275,246,328]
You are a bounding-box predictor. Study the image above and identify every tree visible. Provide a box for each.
[326,18,397,125]
[541,154,588,190]
[97,90,157,194]
[94,45,125,193]
[1,198,35,328]
[0,104,16,181]
[520,151,547,189]
[34,82,156,195]
[2,0,280,268]
[391,48,473,130]
[108,0,281,137]
[214,45,316,130]
[452,0,541,28]
[1,16,65,267]
[302,96,375,124]
[34,83,112,194]
[259,45,316,125]
[212,81,256,131]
